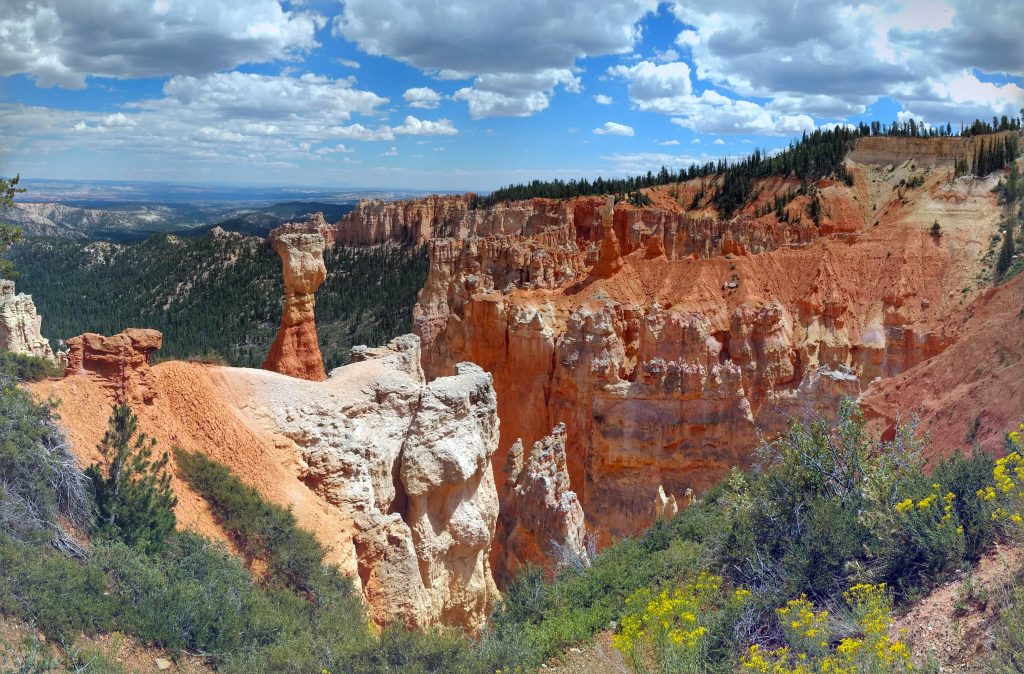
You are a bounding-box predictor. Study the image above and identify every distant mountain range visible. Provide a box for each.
[0,179,442,241]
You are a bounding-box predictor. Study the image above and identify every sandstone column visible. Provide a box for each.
[263,230,327,381]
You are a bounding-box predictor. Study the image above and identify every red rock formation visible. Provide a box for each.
[404,135,1013,544]
[263,226,327,381]
[64,328,163,404]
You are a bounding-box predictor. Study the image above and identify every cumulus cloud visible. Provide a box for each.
[0,73,461,171]
[393,115,458,136]
[381,146,399,157]
[609,60,815,135]
[334,0,659,117]
[593,121,635,136]
[669,0,1024,123]
[0,0,323,88]
[403,86,443,109]
[658,139,680,145]
[594,94,613,105]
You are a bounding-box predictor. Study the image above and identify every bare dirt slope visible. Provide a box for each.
[28,362,359,576]
[862,272,1024,460]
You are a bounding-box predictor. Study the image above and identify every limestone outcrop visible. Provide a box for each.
[263,225,327,381]
[0,279,57,363]
[496,423,589,584]
[228,334,500,629]
[64,328,162,404]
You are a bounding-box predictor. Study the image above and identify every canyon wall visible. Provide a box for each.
[397,138,1012,541]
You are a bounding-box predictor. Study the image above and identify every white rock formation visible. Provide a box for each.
[0,279,57,363]
[219,334,500,630]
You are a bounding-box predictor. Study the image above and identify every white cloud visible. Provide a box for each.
[608,60,693,102]
[594,94,613,105]
[0,0,324,88]
[334,58,361,69]
[593,121,635,137]
[669,0,1024,123]
[653,48,679,64]
[608,58,816,135]
[403,86,443,109]
[601,151,706,173]
[658,139,680,146]
[691,138,701,144]
[393,115,458,136]
[713,138,725,145]
[381,146,398,157]
[0,72,457,173]
[334,0,659,117]
[151,72,387,121]
[452,69,581,118]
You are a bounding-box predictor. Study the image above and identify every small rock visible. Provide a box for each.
[154,658,172,671]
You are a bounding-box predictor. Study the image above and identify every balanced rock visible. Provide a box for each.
[263,226,327,381]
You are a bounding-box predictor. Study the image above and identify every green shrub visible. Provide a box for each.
[174,448,334,597]
[0,351,61,381]
[86,403,177,554]
[0,535,114,641]
[0,377,91,552]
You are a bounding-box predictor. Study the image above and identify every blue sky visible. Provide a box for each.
[0,0,1022,191]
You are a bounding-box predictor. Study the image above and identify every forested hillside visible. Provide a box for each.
[5,232,427,369]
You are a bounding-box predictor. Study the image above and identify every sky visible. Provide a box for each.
[0,0,1022,192]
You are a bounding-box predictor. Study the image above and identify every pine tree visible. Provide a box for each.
[86,403,177,552]
[997,220,1016,277]
[0,174,26,279]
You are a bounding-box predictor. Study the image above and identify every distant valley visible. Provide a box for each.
[0,178,438,241]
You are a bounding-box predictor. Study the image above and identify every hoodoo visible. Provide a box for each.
[262,223,328,381]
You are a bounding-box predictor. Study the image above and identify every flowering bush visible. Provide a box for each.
[612,573,748,673]
[741,584,914,674]
[979,424,1024,534]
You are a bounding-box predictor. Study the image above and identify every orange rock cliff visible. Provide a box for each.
[323,132,1022,541]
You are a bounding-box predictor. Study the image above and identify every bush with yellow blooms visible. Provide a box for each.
[612,573,749,673]
[741,584,915,674]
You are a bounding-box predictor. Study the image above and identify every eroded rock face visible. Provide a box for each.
[263,226,327,381]
[496,423,588,585]
[64,328,162,404]
[0,279,57,363]
[239,335,500,630]
[402,137,1006,546]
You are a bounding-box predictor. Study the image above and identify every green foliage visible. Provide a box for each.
[0,377,91,552]
[0,350,61,381]
[972,134,1020,177]
[85,404,176,553]
[5,234,428,369]
[0,174,27,279]
[174,448,336,596]
[989,582,1024,672]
